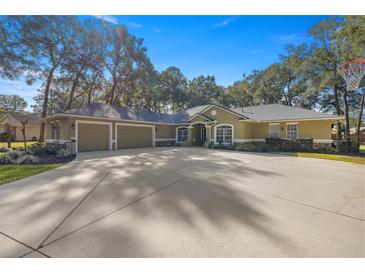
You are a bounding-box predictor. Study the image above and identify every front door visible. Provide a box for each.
[200,125,206,145]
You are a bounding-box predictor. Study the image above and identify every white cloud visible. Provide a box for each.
[150,27,161,33]
[128,21,142,28]
[94,15,119,25]
[270,33,308,43]
[213,17,236,28]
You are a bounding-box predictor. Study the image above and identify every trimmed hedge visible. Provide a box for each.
[265,138,313,151]
[208,138,320,153]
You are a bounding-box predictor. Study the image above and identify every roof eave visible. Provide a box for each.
[43,113,181,125]
[250,116,344,123]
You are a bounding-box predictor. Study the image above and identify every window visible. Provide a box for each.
[216,125,233,144]
[51,121,60,140]
[287,124,298,139]
[269,124,280,138]
[177,127,188,142]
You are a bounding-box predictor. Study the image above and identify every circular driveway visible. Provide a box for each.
[0,147,364,257]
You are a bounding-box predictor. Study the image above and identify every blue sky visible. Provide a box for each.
[1,15,328,111]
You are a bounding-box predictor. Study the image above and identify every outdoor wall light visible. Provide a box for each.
[71,123,75,130]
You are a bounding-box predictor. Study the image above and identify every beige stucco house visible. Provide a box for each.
[43,103,342,154]
[0,113,41,141]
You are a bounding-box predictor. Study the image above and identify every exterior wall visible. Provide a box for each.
[252,123,269,139]
[298,120,332,140]
[200,106,245,141]
[242,122,253,139]
[1,125,39,141]
[14,126,40,141]
[251,120,333,141]
[155,124,176,139]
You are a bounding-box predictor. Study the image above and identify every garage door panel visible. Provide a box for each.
[78,123,109,152]
[117,125,153,149]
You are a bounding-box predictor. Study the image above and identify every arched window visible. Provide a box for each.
[215,124,233,144]
[176,127,188,142]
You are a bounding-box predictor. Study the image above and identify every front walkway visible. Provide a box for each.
[0,147,364,257]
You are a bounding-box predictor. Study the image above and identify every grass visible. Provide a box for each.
[360,144,365,155]
[0,164,63,185]
[294,152,365,165]
[0,141,38,148]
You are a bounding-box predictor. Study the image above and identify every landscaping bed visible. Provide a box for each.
[0,143,74,165]
[207,140,365,165]
[0,142,75,184]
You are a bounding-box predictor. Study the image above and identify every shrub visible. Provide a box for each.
[336,141,358,153]
[234,142,257,152]
[0,153,10,164]
[27,142,47,156]
[265,138,313,152]
[19,154,40,164]
[0,132,14,142]
[0,146,9,153]
[5,150,25,164]
[315,146,338,154]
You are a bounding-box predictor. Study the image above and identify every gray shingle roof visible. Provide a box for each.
[232,104,339,121]
[0,113,41,125]
[64,103,178,124]
[58,103,340,124]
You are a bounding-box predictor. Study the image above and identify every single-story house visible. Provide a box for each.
[43,103,342,153]
[0,113,41,141]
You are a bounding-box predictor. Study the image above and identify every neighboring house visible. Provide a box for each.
[0,113,41,141]
[332,126,365,143]
[44,103,342,153]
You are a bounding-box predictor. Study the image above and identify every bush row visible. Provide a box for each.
[207,138,341,154]
[0,142,74,165]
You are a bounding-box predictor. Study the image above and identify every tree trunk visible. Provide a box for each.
[334,85,342,140]
[107,80,117,104]
[343,91,351,143]
[21,123,26,149]
[88,90,92,104]
[6,127,11,149]
[355,92,365,154]
[39,68,55,142]
[65,71,82,110]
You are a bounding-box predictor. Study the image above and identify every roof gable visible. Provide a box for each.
[0,113,41,126]
[186,113,214,122]
[200,104,249,119]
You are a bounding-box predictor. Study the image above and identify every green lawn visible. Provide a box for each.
[0,141,39,148]
[294,152,365,165]
[0,164,63,185]
[360,144,365,155]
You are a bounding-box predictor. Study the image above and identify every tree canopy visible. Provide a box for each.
[0,15,364,141]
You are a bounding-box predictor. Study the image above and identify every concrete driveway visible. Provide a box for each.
[0,147,364,257]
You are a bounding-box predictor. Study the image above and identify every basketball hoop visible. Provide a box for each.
[337,58,365,91]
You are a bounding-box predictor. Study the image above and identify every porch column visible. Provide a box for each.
[206,126,211,145]
[187,126,194,146]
